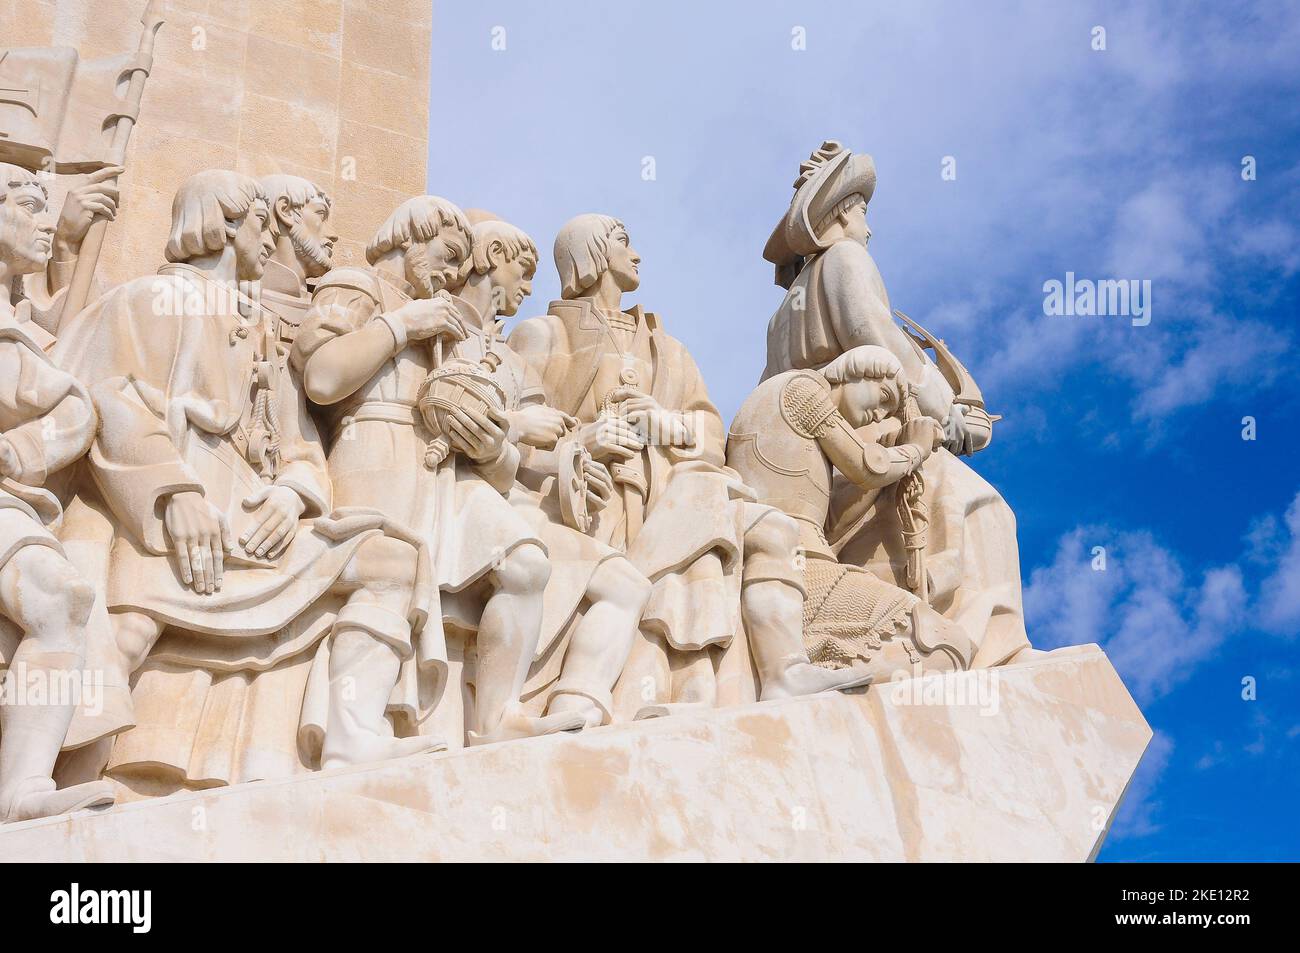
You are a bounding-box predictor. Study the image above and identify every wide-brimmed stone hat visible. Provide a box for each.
[763,140,876,266]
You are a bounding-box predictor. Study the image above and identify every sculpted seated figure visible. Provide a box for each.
[509,214,869,718]
[50,170,436,784]
[0,163,114,822]
[291,196,586,744]
[447,214,651,730]
[762,141,1030,666]
[728,345,976,678]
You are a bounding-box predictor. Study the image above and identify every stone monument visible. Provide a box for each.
[0,2,1150,860]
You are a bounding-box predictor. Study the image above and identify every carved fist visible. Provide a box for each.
[393,291,466,343]
[53,166,123,258]
[509,404,578,449]
[900,416,944,463]
[164,491,232,595]
[446,404,509,463]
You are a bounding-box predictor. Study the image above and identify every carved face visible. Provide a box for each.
[233,199,275,281]
[606,225,640,293]
[837,375,900,428]
[491,252,535,317]
[283,195,336,279]
[840,200,870,247]
[406,229,471,298]
[0,166,54,278]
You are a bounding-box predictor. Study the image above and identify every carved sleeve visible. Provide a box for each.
[781,373,918,490]
[291,285,389,406]
[87,376,204,554]
[667,345,726,466]
[0,341,96,486]
[820,243,955,420]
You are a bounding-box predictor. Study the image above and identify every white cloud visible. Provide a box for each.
[1024,526,1246,702]
[1259,490,1300,636]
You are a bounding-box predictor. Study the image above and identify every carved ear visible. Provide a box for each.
[274,195,298,227]
[488,239,506,265]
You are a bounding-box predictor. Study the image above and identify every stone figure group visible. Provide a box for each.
[0,134,1036,823]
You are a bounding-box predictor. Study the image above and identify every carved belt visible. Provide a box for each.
[331,400,419,440]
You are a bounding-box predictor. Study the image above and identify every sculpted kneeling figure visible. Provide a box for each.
[52,170,437,781]
[728,345,975,678]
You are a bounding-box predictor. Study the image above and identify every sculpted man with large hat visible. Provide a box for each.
[762,140,1030,666]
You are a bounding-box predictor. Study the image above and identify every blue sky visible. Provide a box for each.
[428,0,1300,861]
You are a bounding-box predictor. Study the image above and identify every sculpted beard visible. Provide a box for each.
[288,218,331,276]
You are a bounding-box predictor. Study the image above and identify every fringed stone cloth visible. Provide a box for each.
[801,560,918,669]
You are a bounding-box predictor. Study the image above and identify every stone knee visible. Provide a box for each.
[586,556,652,610]
[492,543,550,597]
[1,547,95,655]
[345,534,420,611]
[111,611,164,674]
[741,510,803,597]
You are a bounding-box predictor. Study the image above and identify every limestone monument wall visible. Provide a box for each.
[0,0,432,283]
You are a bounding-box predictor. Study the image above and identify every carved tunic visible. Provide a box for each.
[0,305,95,569]
[293,269,540,612]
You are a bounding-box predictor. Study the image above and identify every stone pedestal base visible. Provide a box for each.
[0,645,1149,861]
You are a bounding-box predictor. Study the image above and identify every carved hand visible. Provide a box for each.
[164,491,232,595]
[394,291,466,343]
[509,404,577,448]
[609,386,694,448]
[447,404,509,463]
[900,416,944,464]
[942,403,975,456]
[53,166,123,258]
[582,458,615,511]
[579,417,644,462]
[240,484,306,560]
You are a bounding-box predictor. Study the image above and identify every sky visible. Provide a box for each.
[427,0,1300,861]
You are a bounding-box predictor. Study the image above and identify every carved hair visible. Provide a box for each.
[366,195,471,265]
[553,213,624,299]
[259,174,332,231]
[471,219,538,276]
[0,163,48,204]
[165,170,265,263]
[813,192,866,238]
[822,344,907,406]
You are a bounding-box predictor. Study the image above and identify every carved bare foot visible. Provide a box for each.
[0,777,115,824]
[546,692,605,730]
[759,662,873,701]
[633,701,713,720]
[467,707,586,746]
[321,732,447,770]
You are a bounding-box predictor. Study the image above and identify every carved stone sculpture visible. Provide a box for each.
[49,170,434,785]
[449,214,651,730]
[292,196,584,747]
[728,345,976,678]
[762,141,1030,666]
[0,162,114,821]
[510,215,869,719]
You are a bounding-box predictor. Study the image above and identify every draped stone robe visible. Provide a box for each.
[50,264,394,758]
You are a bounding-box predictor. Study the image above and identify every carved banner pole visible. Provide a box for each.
[896,385,930,604]
[61,0,165,317]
